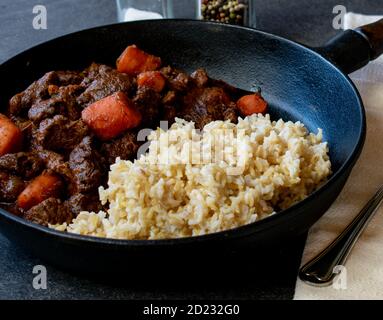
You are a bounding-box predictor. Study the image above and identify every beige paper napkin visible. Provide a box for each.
[294,13,383,300]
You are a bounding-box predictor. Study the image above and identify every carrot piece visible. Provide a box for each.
[81,91,142,140]
[116,45,161,75]
[17,173,63,211]
[236,93,268,116]
[0,113,23,157]
[137,71,166,92]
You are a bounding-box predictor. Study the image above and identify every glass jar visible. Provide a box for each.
[197,0,256,27]
[116,0,256,27]
[116,0,171,22]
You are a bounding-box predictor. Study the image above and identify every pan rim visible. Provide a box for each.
[0,19,366,247]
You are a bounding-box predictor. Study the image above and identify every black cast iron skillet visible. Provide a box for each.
[0,19,383,275]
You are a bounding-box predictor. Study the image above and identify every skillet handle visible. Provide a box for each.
[317,18,383,74]
[358,18,383,60]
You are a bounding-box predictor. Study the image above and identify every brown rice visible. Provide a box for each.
[52,114,331,239]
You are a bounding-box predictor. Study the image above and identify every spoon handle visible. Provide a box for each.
[299,184,383,286]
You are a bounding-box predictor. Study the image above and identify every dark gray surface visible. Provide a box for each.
[0,0,382,300]
[1,0,383,64]
[0,0,117,63]
[255,0,383,46]
[0,232,307,300]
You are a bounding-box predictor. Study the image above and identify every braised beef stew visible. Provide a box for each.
[0,45,267,227]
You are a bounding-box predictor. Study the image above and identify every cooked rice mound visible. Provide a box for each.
[53,114,331,239]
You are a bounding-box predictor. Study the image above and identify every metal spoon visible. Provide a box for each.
[299,184,383,286]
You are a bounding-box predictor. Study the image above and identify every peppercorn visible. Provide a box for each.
[200,0,248,26]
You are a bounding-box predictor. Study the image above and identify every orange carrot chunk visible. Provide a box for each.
[237,93,268,116]
[81,91,142,141]
[116,45,161,75]
[17,173,63,211]
[0,113,23,157]
[137,71,166,92]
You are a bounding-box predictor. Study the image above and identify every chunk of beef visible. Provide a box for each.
[65,193,103,215]
[190,67,250,100]
[69,136,105,193]
[161,66,190,92]
[0,171,25,202]
[9,72,57,116]
[54,71,83,86]
[32,115,88,152]
[0,152,44,179]
[80,63,104,86]
[36,150,76,194]
[191,68,209,88]
[210,78,251,100]
[28,85,84,124]
[77,63,134,107]
[223,103,238,123]
[133,87,161,127]
[162,91,177,105]
[101,131,140,165]
[55,85,84,120]
[161,105,178,125]
[28,97,66,124]
[0,202,23,217]
[24,197,73,226]
[9,116,33,139]
[160,91,179,124]
[37,149,64,169]
[179,87,238,129]
[9,70,83,116]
